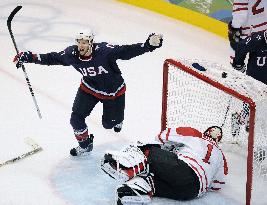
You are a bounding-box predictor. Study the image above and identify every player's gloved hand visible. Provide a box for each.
[228,22,242,50]
[231,60,247,73]
[13,51,37,68]
[145,33,163,51]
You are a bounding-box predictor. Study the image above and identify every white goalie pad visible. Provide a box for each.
[107,145,146,168]
[101,144,149,182]
[117,175,154,205]
[124,176,154,194]
[118,195,151,205]
[101,160,130,182]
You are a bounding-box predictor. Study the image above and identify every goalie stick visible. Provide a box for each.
[0,138,42,168]
[7,6,42,119]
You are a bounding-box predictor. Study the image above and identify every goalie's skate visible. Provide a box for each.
[70,134,94,156]
[117,174,155,205]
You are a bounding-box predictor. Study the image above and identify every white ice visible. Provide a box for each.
[0,0,265,204]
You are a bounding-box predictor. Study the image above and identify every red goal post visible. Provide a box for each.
[161,59,267,205]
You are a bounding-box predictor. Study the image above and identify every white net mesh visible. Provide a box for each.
[163,59,267,204]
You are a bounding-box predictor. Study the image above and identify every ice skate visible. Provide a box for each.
[114,122,123,132]
[70,134,94,156]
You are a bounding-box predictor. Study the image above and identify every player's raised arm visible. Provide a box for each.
[108,33,163,60]
[13,47,74,68]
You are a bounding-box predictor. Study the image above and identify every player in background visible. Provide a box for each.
[229,0,267,60]
[101,126,228,204]
[230,30,267,140]
[13,30,163,156]
[228,0,267,137]
[232,30,267,84]
[229,0,267,80]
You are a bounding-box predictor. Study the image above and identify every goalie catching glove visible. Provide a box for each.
[101,140,161,182]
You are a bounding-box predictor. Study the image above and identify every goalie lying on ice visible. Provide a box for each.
[101,126,228,204]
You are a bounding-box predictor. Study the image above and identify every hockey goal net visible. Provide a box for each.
[161,59,267,205]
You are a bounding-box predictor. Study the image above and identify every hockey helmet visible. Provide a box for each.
[203,126,222,142]
[75,29,94,43]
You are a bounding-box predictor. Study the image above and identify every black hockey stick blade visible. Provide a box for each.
[7,6,22,27]
[7,6,22,54]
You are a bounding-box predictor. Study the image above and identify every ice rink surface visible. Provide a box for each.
[0,0,265,204]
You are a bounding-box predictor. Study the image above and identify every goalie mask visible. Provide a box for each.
[203,126,222,142]
[75,29,94,57]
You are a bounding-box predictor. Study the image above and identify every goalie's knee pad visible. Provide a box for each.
[117,174,155,205]
[101,145,149,182]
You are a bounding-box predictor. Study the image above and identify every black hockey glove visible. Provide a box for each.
[231,60,247,73]
[144,33,163,51]
[13,51,38,68]
[228,22,242,50]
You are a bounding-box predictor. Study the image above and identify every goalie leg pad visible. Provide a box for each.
[117,174,155,205]
[101,145,149,182]
[101,153,130,182]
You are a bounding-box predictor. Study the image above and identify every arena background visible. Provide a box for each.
[117,0,233,39]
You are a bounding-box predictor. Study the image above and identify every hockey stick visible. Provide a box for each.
[221,97,232,128]
[7,6,42,119]
[0,138,42,167]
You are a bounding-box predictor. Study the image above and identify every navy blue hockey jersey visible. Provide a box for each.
[35,42,154,99]
[234,31,267,85]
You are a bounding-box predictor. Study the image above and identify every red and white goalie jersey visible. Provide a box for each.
[232,0,267,38]
[157,127,228,197]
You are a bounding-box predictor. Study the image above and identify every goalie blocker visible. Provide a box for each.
[101,126,227,204]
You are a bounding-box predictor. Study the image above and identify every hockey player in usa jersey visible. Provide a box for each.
[101,126,228,204]
[13,29,163,156]
[229,29,267,138]
[232,30,267,84]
